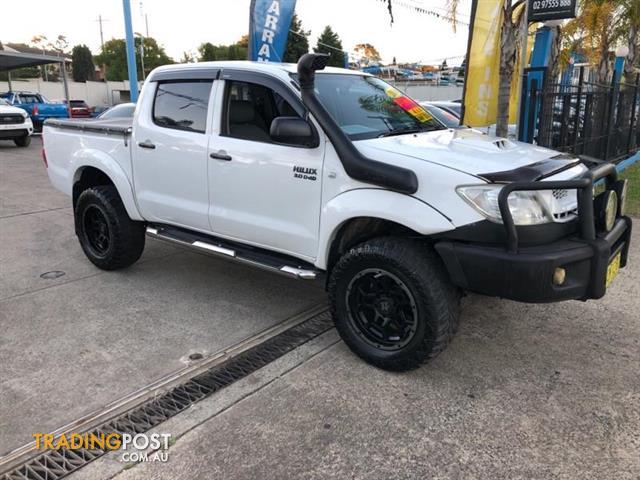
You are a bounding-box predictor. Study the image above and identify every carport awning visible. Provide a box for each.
[0,50,67,71]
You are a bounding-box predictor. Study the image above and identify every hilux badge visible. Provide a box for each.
[293,166,317,181]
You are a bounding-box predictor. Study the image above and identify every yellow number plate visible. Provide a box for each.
[605,252,622,289]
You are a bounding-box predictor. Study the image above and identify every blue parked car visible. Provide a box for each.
[0,91,69,131]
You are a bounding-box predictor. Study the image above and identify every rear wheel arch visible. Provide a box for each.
[73,167,115,208]
[71,165,143,221]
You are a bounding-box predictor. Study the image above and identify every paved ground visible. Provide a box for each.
[114,230,640,479]
[2,137,639,478]
[0,137,325,454]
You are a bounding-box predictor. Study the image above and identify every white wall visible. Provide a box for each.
[390,82,463,102]
[0,79,136,107]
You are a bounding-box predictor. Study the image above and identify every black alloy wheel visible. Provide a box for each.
[345,268,418,351]
[82,205,112,257]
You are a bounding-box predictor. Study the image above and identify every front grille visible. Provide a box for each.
[0,114,25,125]
[546,188,578,222]
[552,188,568,200]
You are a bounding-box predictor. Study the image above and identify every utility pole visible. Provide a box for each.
[98,14,105,51]
[135,33,146,81]
[96,15,109,92]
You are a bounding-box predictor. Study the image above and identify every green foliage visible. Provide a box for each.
[0,67,41,81]
[197,37,248,62]
[283,14,310,63]
[95,37,173,81]
[71,44,95,82]
[314,26,345,67]
[620,161,640,216]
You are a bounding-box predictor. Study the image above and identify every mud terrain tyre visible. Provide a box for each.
[75,186,145,270]
[328,237,460,371]
[14,135,31,147]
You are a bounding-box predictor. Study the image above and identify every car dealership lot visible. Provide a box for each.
[1,138,639,478]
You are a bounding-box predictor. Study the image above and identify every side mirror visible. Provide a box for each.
[270,116,314,145]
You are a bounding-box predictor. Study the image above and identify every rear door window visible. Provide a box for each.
[19,94,41,104]
[152,80,213,133]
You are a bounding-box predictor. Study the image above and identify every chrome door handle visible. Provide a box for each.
[210,150,232,161]
[138,141,156,149]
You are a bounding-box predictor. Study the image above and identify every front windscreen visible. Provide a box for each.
[311,74,445,140]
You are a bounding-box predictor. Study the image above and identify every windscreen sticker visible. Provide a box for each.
[383,86,432,123]
[384,86,403,99]
[392,96,432,123]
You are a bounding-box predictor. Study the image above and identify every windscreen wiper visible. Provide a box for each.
[378,126,429,138]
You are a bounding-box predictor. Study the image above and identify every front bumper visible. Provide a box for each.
[435,162,632,303]
[436,216,631,303]
[0,128,31,139]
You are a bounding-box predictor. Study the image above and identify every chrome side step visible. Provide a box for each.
[146,225,319,280]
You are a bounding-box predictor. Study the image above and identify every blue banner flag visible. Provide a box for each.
[249,0,297,62]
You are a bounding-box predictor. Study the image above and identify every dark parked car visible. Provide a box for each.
[69,100,92,118]
[96,102,136,120]
[420,102,461,128]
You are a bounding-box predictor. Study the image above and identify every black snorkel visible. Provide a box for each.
[297,53,418,195]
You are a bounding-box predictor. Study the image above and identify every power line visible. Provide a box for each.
[288,29,348,54]
[375,0,471,27]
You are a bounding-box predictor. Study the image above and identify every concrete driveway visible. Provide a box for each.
[116,227,640,479]
[0,137,325,454]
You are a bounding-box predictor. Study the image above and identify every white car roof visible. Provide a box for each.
[148,60,368,83]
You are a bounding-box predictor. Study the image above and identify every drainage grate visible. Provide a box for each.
[1,308,332,480]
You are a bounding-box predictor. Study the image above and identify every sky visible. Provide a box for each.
[1,0,472,66]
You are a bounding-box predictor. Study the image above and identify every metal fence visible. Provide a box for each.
[523,66,639,162]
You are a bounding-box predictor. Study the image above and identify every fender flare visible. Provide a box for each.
[70,149,143,221]
[316,189,455,269]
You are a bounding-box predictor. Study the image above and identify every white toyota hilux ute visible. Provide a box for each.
[43,54,632,371]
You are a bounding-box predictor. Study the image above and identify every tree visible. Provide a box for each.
[181,51,196,63]
[197,37,248,62]
[95,37,173,81]
[495,1,526,138]
[284,14,310,62]
[198,42,218,61]
[71,45,95,81]
[30,35,50,80]
[354,43,381,66]
[49,35,69,55]
[562,0,622,84]
[619,0,639,85]
[314,26,345,67]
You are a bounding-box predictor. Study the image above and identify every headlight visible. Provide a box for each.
[457,185,550,225]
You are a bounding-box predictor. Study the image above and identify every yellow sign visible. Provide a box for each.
[462,0,503,126]
[463,1,533,126]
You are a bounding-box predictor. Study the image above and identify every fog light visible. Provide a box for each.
[618,179,628,216]
[604,190,618,232]
[553,267,566,286]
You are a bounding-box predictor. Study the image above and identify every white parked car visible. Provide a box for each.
[0,98,33,147]
[42,55,632,371]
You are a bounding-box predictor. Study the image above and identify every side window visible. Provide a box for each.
[19,94,39,104]
[152,80,213,133]
[223,80,306,145]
